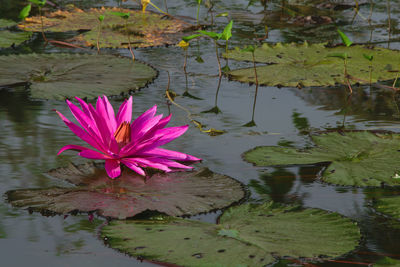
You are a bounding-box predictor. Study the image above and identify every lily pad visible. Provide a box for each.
[0,53,157,100]
[6,162,245,219]
[0,19,17,28]
[243,131,400,187]
[224,42,400,87]
[0,30,32,48]
[18,7,195,48]
[101,203,360,266]
[374,196,400,220]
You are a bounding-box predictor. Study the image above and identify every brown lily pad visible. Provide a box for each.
[18,7,196,48]
[6,162,245,219]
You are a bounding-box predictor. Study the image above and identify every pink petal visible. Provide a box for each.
[130,105,157,140]
[116,96,133,125]
[150,157,194,169]
[102,96,117,132]
[57,144,91,155]
[121,159,146,176]
[95,96,113,137]
[138,148,201,161]
[56,110,105,152]
[66,100,106,151]
[124,157,171,172]
[105,159,121,178]
[79,149,111,159]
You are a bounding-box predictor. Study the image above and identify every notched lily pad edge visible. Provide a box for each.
[242,130,400,189]
[4,162,248,219]
[0,53,159,100]
[368,196,400,223]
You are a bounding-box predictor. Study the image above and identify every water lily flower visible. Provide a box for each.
[56,95,201,179]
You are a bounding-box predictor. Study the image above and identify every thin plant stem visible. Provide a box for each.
[344,57,353,94]
[387,0,391,48]
[164,0,168,13]
[96,21,102,54]
[251,51,259,122]
[196,3,201,25]
[39,7,47,42]
[125,20,135,61]
[184,48,188,91]
[214,40,222,78]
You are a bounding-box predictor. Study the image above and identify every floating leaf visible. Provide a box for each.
[0,53,156,100]
[101,203,360,266]
[224,43,400,87]
[243,131,400,187]
[363,54,373,61]
[18,7,195,48]
[6,162,245,219]
[0,31,32,48]
[0,19,17,28]
[374,257,400,266]
[374,196,400,220]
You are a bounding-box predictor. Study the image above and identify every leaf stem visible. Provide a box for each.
[39,7,47,42]
[125,20,135,61]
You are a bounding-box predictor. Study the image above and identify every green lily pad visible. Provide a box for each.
[0,53,157,100]
[243,131,400,187]
[0,19,17,28]
[18,7,195,48]
[6,162,245,219]
[374,196,400,220]
[101,203,360,266]
[224,42,400,87]
[374,257,400,266]
[0,30,32,48]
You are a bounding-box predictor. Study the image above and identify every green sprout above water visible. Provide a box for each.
[241,45,259,127]
[19,4,31,20]
[96,15,105,54]
[196,0,202,25]
[111,11,135,61]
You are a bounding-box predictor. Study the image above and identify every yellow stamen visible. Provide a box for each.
[114,122,131,146]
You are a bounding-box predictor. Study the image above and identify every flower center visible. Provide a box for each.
[114,122,131,147]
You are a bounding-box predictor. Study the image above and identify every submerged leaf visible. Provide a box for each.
[225,42,400,87]
[243,131,400,187]
[6,162,245,219]
[101,203,360,266]
[0,53,156,100]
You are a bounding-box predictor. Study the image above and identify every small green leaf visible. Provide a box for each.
[337,29,353,47]
[110,11,130,20]
[198,30,219,39]
[221,20,233,41]
[216,12,229,17]
[327,52,347,60]
[182,33,202,42]
[241,45,255,53]
[98,15,105,22]
[363,54,373,61]
[19,4,32,20]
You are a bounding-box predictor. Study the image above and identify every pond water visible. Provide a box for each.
[1,0,400,266]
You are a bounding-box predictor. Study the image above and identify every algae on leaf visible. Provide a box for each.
[101,202,360,267]
[224,42,400,87]
[18,7,195,48]
[0,53,157,100]
[243,131,400,187]
[6,162,245,219]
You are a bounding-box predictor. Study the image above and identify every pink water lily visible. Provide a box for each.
[56,95,201,179]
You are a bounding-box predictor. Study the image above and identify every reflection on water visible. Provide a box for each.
[1,0,400,266]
